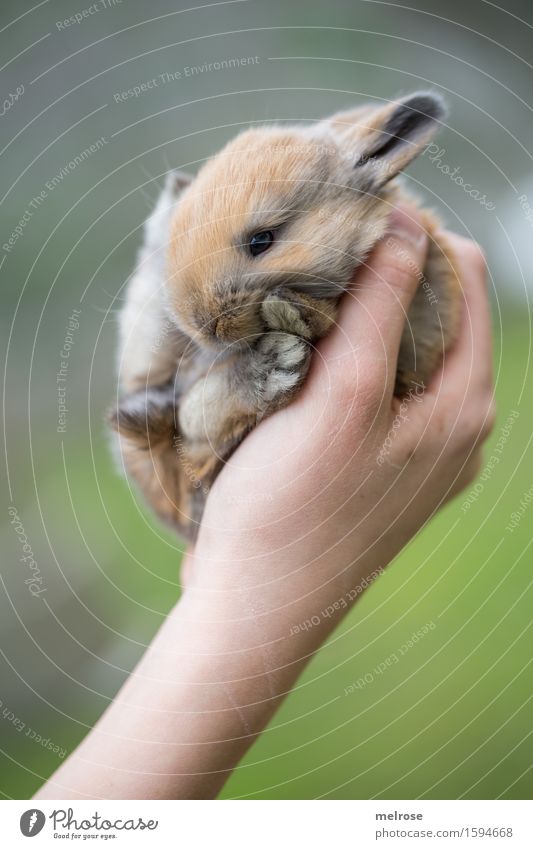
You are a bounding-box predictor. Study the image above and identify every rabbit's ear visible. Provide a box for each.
[165,169,194,196]
[329,92,446,187]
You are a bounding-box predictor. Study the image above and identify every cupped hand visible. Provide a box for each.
[184,204,495,633]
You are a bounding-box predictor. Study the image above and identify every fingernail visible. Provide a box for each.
[388,207,427,248]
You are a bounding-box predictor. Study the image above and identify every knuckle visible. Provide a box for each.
[464,240,488,276]
[481,398,497,439]
[423,390,495,459]
[376,248,420,295]
[456,418,482,451]
[432,406,455,442]
[454,398,496,451]
[425,403,466,453]
[461,452,484,488]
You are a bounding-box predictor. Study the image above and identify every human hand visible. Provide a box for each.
[185,204,495,636]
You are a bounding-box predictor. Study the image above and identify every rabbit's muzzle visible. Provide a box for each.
[200,300,264,347]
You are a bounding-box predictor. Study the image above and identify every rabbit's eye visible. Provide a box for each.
[249,230,274,256]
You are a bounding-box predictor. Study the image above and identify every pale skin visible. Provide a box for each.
[35,205,495,800]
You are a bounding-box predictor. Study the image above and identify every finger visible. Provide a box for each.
[427,232,493,402]
[408,234,495,455]
[180,548,195,590]
[322,204,429,381]
[443,449,484,504]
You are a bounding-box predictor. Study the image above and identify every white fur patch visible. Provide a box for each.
[179,373,231,442]
[264,369,300,400]
[276,336,308,368]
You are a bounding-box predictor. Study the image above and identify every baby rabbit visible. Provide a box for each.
[110,91,461,541]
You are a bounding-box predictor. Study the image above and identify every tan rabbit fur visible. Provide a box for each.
[110,92,461,541]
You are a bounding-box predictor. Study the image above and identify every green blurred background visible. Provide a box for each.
[1,0,531,800]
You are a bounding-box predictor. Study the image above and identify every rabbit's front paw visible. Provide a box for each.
[253,331,310,411]
[261,288,314,339]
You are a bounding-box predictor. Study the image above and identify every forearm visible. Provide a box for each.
[34,440,453,800]
[34,565,343,800]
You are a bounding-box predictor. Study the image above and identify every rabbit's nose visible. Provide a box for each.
[206,315,233,342]
[210,306,262,344]
[213,314,232,340]
[208,317,220,337]
[212,307,240,339]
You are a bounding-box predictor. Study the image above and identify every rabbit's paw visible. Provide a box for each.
[252,331,310,411]
[261,288,314,340]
